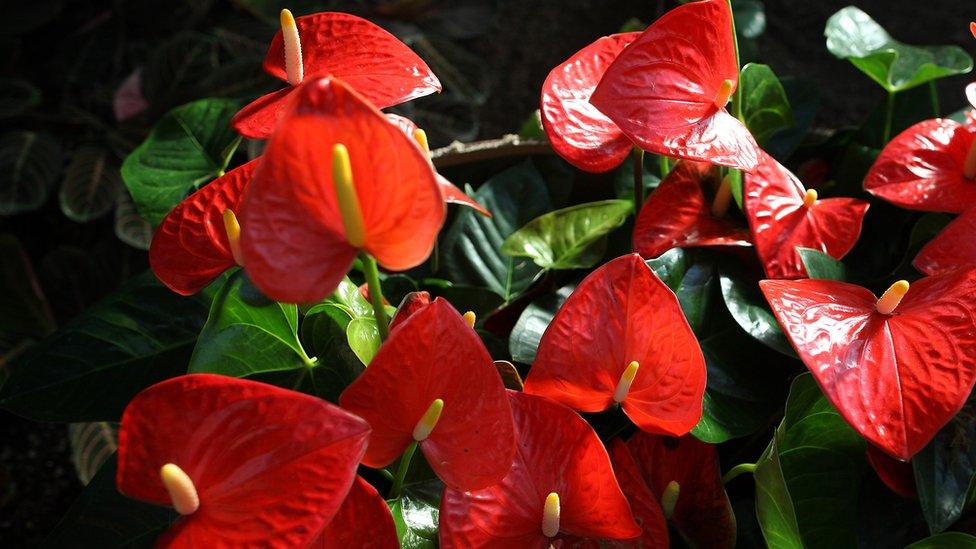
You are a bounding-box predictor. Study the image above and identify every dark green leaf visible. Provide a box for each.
[914,392,976,533]
[502,200,631,270]
[59,146,122,222]
[114,190,152,251]
[907,533,976,549]
[121,98,242,225]
[67,422,117,485]
[0,234,55,351]
[755,373,866,548]
[733,0,766,39]
[0,272,211,422]
[646,249,717,334]
[440,161,552,302]
[142,32,220,108]
[740,63,794,146]
[0,131,62,215]
[765,77,820,160]
[509,284,575,364]
[825,7,973,93]
[798,248,847,281]
[390,480,441,549]
[719,263,795,356]
[298,303,365,403]
[0,78,41,118]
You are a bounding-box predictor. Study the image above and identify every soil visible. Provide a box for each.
[1,0,973,545]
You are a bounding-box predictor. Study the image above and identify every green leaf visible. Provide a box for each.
[188,271,312,378]
[347,317,381,366]
[142,32,220,108]
[907,533,976,549]
[114,190,152,251]
[298,303,365,402]
[121,98,242,225]
[502,200,631,270]
[0,272,211,422]
[733,0,766,39]
[755,373,866,548]
[44,458,173,547]
[390,480,441,549]
[509,284,575,364]
[740,63,794,146]
[646,249,717,334]
[825,7,973,93]
[0,234,55,350]
[0,78,41,118]
[797,248,847,281]
[440,161,552,302]
[914,392,976,533]
[59,145,122,222]
[67,422,117,485]
[719,263,795,356]
[765,77,820,160]
[0,131,62,215]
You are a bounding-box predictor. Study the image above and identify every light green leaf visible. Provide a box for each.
[347,317,381,366]
[797,248,847,281]
[740,63,794,146]
[0,131,62,215]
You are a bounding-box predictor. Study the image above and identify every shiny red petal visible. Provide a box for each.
[633,160,751,258]
[914,209,976,275]
[263,12,440,107]
[339,298,514,491]
[626,433,735,548]
[866,444,916,498]
[523,253,706,436]
[864,119,976,213]
[231,87,295,139]
[149,159,258,296]
[240,77,444,303]
[389,290,431,332]
[117,374,370,547]
[540,33,638,173]
[605,439,670,548]
[745,152,868,279]
[589,0,759,171]
[309,476,398,548]
[439,391,640,548]
[760,272,976,460]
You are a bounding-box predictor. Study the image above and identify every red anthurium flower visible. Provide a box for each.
[626,433,736,548]
[745,152,869,279]
[914,208,976,275]
[864,119,976,213]
[761,272,976,460]
[232,10,440,139]
[310,476,398,548]
[386,113,491,217]
[589,0,760,171]
[439,391,641,547]
[339,298,515,491]
[633,160,751,258]
[149,159,258,295]
[116,374,370,547]
[522,253,706,436]
[540,32,639,173]
[240,76,445,303]
[866,444,916,499]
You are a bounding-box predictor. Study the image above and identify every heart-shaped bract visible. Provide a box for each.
[116,374,370,547]
[439,391,640,547]
[540,32,639,173]
[309,476,398,548]
[745,152,869,278]
[522,253,706,436]
[149,159,258,295]
[633,160,751,258]
[232,11,440,138]
[240,76,444,303]
[761,271,976,460]
[626,433,736,548]
[589,0,760,171]
[864,119,976,213]
[339,297,515,491]
[914,208,976,275]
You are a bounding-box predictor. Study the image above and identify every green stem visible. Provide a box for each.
[883,91,896,144]
[378,468,395,482]
[928,81,940,117]
[361,253,391,341]
[726,0,743,122]
[658,155,671,179]
[722,462,757,484]
[633,148,645,211]
[390,441,418,498]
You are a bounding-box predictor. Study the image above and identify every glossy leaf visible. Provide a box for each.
[914,209,976,275]
[739,63,794,146]
[0,131,62,215]
[117,374,370,547]
[240,77,443,303]
[524,254,706,435]
[339,299,515,491]
[346,316,380,366]
[761,271,976,460]
[440,161,552,302]
[634,162,751,259]
[718,263,794,356]
[590,0,760,171]
[0,272,210,422]
[745,152,868,278]
[59,145,121,222]
[733,0,766,39]
[121,99,242,225]
[645,248,718,334]
[907,532,976,548]
[390,481,440,549]
[540,33,637,172]
[509,284,575,364]
[439,391,640,547]
[299,302,365,403]
[825,7,973,93]
[797,248,847,281]
[502,199,631,270]
[311,476,398,548]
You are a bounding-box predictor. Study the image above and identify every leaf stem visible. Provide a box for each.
[390,441,418,498]
[658,155,671,179]
[883,91,896,144]
[361,253,390,341]
[633,147,645,211]
[726,0,744,123]
[928,81,940,117]
[722,462,757,484]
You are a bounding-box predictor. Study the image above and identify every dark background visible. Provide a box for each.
[1,0,973,545]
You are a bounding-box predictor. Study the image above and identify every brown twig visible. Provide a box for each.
[430,135,553,168]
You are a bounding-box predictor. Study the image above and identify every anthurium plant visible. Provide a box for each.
[7,2,976,547]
